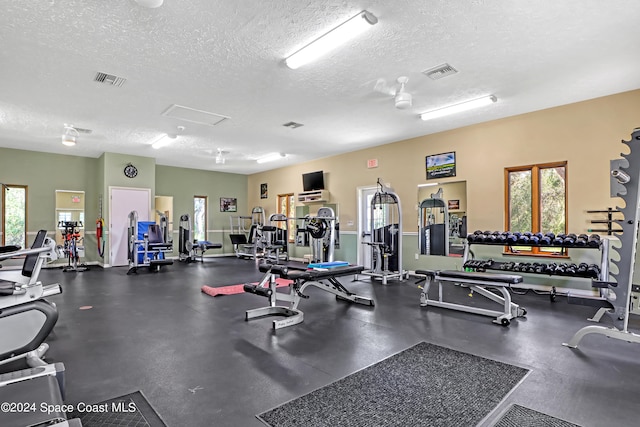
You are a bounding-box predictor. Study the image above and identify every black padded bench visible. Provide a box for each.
[244,263,373,329]
[415,269,526,326]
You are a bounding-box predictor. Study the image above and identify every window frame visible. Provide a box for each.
[276,193,295,243]
[504,161,568,256]
[193,195,208,242]
[2,184,28,248]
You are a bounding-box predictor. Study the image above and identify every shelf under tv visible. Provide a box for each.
[297,190,329,203]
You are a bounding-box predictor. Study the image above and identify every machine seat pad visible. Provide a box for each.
[149,259,173,266]
[437,270,523,284]
[198,241,222,250]
[0,245,20,254]
[283,265,365,280]
[415,269,436,278]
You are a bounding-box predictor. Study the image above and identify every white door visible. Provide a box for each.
[110,187,151,266]
[357,186,378,268]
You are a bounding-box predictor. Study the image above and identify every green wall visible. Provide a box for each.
[0,147,98,266]
[155,165,248,255]
[0,148,249,266]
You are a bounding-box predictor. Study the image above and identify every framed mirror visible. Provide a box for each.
[417,181,467,256]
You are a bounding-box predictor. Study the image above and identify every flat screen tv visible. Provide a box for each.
[302,171,325,192]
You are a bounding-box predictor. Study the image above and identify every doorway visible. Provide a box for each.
[356,185,378,269]
[109,187,151,267]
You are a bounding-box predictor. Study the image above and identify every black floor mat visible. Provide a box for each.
[494,404,581,427]
[68,390,166,426]
[258,341,529,427]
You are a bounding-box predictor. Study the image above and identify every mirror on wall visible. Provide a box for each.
[55,190,85,246]
[154,195,174,235]
[418,181,467,256]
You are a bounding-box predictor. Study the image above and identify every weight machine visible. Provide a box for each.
[419,188,449,256]
[57,221,87,272]
[564,127,640,348]
[262,213,289,263]
[127,210,174,274]
[361,179,407,284]
[178,214,222,262]
[296,207,338,263]
[229,206,265,259]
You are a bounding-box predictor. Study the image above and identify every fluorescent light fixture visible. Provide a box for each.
[134,0,164,8]
[256,153,286,164]
[151,134,177,149]
[285,10,378,69]
[420,95,497,121]
[417,182,439,188]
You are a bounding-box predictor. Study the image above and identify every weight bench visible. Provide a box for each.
[192,241,222,262]
[415,269,526,326]
[244,263,373,329]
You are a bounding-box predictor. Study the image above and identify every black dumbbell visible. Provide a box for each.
[545,263,557,275]
[529,235,540,245]
[574,234,588,247]
[588,234,601,247]
[577,263,588,274]
[563,234,576,246]
[539,234,552,245]
[587,264,601,278]
[555,264,567,274]
[518,235,530,245]
[505,233,518,244]
[565,263,577,275]
[553,236,565,245]
[534,263,546,274]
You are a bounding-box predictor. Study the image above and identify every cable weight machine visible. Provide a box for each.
[295,207,339,263]
[361,179,407,284]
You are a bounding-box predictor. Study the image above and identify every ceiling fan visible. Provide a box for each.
[215,148,229,164]
[62,124,92,146]
[373,76,413,110]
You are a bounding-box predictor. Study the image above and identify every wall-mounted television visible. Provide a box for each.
[302,171,325,192]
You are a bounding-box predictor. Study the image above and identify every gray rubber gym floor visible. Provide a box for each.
[37,257,640,427]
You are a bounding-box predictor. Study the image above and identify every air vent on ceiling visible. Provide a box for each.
[422,63,458,80]
[283,122,304,129]
[162,104,229,127]
[94,72,127,87]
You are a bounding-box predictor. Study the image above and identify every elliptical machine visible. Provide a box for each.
[0,231,80,427]
[0,230,62,368]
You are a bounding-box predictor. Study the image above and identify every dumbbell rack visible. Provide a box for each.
[461,237,610,302]
[563,127,640,349]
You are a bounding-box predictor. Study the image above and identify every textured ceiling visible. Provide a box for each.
[0,0,639,174]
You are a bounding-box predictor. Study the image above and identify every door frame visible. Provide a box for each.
[356,185,378,267]
[108,186,151,267]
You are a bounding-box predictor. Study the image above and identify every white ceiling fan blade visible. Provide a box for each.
[373,78,397,96]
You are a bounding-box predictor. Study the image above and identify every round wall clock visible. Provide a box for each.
[124,163,138,178]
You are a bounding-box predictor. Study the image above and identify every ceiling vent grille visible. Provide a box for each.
[422,63,458,80]
[283,122,304,129]
[94,72,127,87]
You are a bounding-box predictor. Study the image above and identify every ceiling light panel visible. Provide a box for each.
[161,104,230,127]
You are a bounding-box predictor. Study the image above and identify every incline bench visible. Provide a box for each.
[244,263,374,329]
[415,269,527,326]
